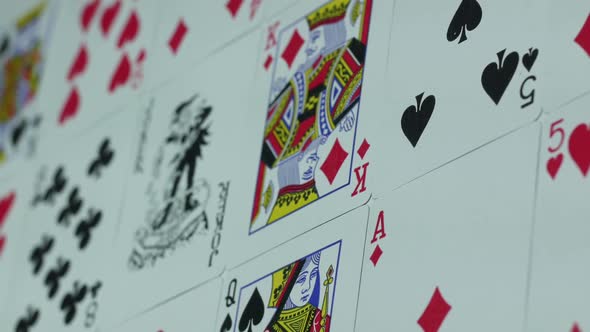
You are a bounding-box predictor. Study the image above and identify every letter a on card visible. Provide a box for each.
[371,210,387,244]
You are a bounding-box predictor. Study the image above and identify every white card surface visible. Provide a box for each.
[364,0,542,194]
[34,0,159,152]
[1,109,137,332]
[103,30,262,325]
[216,205,368,332]
[356,123,540,331]
[0,174,35,319]
[146,0,270,90]
[526,95,590,332]
[537,1,590,113]
[107,278,222,332]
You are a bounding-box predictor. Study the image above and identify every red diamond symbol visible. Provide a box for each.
[225,0,244,19]
[250,0,262,20]
[369,245,382,266]
[168,19,188,55]
[281,29,304,68]
[0,191,15,257]
[263,54,273,71]
[575,14,590,57]
[357,138,370,159]
[572,322,582,332]
[0,191,16,229]
[320,139,349,185]
[417,287,451,332]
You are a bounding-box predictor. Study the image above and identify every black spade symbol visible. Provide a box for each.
[522,48,538,72]
[481,49,519,105]
[401,92,436,147]
[447,0,482,44]
[238,288,264,332]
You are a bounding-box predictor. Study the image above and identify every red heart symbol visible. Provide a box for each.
[0,192,16,229]
[108,53,131,93]
[116,10,140,49]
[136,48,146,64]
[0,235,5,257]
[546,153,563,180]
[568,123,590,177]
[81,0,101,32]
[100,0,121,37]
[59,87,80,125]
[67,44,88,82]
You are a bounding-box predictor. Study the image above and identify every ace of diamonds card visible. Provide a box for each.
[356,123,540,330]
[526,95,590,331]
[0,110,137,332]
[363,0,543,193]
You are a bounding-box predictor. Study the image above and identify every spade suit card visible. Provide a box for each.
[536,1,590,113]
[145,0,270,90]
[215,205,368,332]
[356,123,540,330]
[1,109,138,332]
[107,278,223,332]
[525,95,590,332]
[221,0,396,268]
[33,0,159,152]
[0,0,59,177]
[363,0,543,194]
[101,30,263,326]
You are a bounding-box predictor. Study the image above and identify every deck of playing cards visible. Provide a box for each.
[0,0,589,331]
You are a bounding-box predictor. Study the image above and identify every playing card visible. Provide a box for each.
[33,0,159,151]
[106,277,222,332]
[220,0,395,267]
[363,0,542,194]
[525,95,590,331]
[146,0,269,89]
[215,205,368,332]
[356,123,540,330]
[536,1,590,113]
[0,173,36,319]
[101,30,263,326]
[0,0,58,176]
[260,0,297,21]
[1,109,138,332]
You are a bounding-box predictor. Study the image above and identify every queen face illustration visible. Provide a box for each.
[287,253,321,308]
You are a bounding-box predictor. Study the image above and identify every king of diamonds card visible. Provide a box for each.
[250,0,373,234]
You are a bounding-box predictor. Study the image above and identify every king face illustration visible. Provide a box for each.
[250,0,372,233]
[0,2,46,164]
